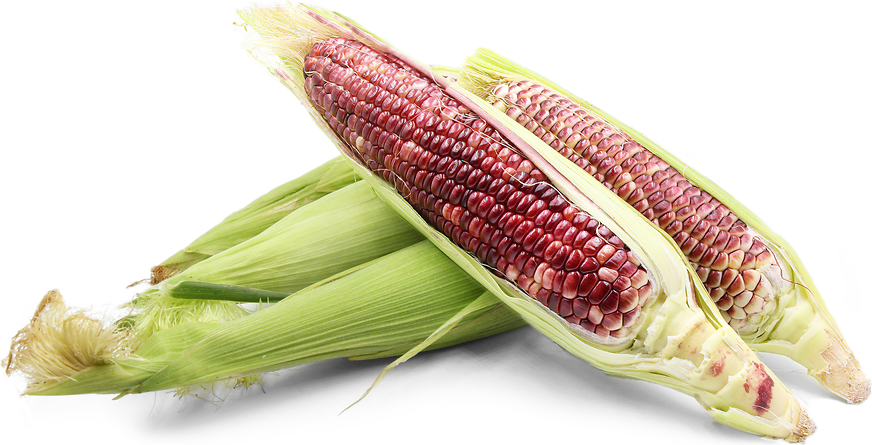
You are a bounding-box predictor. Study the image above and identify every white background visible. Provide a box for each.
[1,1,870,443]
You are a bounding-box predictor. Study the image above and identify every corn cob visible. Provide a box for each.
[241,5,813,440]
[458,50,869,404]
[491,79,774,333]
[303,39,652,339]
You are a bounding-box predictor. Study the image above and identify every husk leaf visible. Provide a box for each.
[130,180,424,340]
[152,156,356,283]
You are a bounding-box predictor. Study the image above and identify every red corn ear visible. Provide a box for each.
[303,37,652,339]
[240,5,814,440]
[461,47,868,405]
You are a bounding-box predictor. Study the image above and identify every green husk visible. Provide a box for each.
[239,4,814,440]
[458,48,868,404]
[151,156,356,283]
[129,180,425,340]
[20,242,522,396]
[6,176,526,396]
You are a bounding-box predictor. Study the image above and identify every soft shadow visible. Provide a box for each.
[143,356,392,429]
[450,327,761,443]
[142,327,759,442]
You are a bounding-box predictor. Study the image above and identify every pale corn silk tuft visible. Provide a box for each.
[3,290,133,393]
[302,38,655,339]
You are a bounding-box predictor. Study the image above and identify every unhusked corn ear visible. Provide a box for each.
[9,243,525,396]
[489,79,778,336]
[459,48,868,404]
[129,180,428,340]
[304,38,652,339]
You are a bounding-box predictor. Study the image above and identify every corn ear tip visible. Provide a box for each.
[785,408,815,443]
[850,380,871,404]
[815,330,871,403]
[821,361,870,404]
